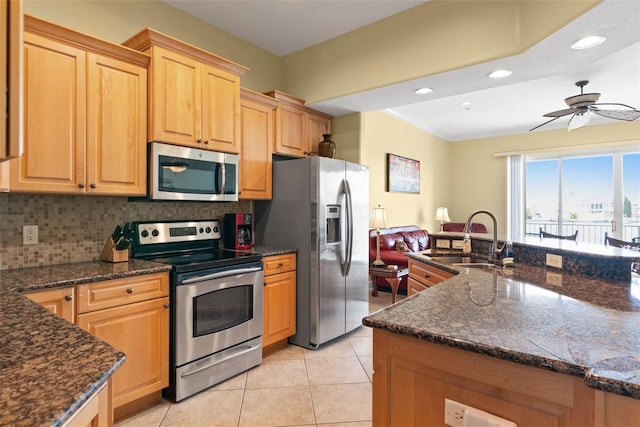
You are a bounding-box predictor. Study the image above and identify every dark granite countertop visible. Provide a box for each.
[363,251,640,400]
[246,245,297,257]
[0,259,172,426]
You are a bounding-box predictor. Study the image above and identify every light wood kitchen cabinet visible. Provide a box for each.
[1,0,22,162]
[265,90,332,158]
[373,328,640,427]
[262,253,297,353]
[25,287,75,323]
[123,29,247,154]
[407,258,454,295]
[76,272,169,418]
[305,109,332,155]
[0,15,149,195]
[239,88,277,200]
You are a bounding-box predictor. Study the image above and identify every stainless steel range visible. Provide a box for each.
[131,219,263,402]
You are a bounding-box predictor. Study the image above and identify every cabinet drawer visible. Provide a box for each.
[408,260,454,287]
[263,253,296,276]
[77,272,169,313]
[407,277,428,296]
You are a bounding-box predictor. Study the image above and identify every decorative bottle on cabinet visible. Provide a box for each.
[318,134,336,158]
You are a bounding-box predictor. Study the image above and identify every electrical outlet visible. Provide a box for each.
[23,225,38,245]
[545,253,563,269]
[444,399,467,427]
[445,398,518,427]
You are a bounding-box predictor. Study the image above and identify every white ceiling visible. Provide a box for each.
[164,0,640,142]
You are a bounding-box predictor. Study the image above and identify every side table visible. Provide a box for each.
[369,266,409,304]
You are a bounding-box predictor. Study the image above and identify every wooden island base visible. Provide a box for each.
[372,328,640,427]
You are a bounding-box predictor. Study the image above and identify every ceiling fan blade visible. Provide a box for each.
[591,109,640,121]
[543,107,578,118]
[529,116,561,132]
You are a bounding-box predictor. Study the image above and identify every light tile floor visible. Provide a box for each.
[115,289,404,427]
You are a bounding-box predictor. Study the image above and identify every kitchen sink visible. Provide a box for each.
[429,255,498,268]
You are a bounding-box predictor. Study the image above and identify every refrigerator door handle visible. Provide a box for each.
[343,179,354,276]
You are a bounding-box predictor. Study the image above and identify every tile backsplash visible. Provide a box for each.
[0,193,251,270]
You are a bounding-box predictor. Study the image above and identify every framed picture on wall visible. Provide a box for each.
[387,153,420,193]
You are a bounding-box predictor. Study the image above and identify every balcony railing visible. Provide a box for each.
[526,220,640,245]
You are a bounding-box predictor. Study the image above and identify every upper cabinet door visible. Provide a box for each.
[86,52,147,195]
[149,46,201,148]
[12,32,86,193]
[239,89,276,200]
[202,64,240,153]
[306,111,332,156]
[275,102,306,157]
[1,0,23,163]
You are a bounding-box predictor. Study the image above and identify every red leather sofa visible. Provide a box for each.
[368,225,430,293]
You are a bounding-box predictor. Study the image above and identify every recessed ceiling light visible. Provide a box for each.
[415,87,433,95]
[571,35,606,50]
[461,102,472,110]
[488,69,512,79]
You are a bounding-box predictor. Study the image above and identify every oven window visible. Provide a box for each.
[158,155,221,194]
[193,285,253,337]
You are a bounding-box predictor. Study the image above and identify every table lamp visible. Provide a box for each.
[434,207,451,231]
[370,205,387,266]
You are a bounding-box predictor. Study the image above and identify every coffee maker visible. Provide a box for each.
[223,213,253,249]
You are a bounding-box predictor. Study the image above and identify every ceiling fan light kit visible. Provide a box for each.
[530,80,640,132]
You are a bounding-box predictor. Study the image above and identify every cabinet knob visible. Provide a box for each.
[163,303,170,309]
[197,138,202,144]
[203,139,209,145]
[64,295,72,302]
[278,262,284,268]
[126,288,133,294]
[78,182,85,189]
[424,274,431,278]
[90,183,96,189]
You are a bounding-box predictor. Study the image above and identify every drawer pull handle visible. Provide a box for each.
[126,288,133,294]
[64,295,72,302]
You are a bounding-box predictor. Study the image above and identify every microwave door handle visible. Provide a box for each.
[214,162,223,194]
[181,266,262,285]
[221,162,226,195]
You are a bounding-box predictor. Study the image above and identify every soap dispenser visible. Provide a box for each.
[462,233,472,253]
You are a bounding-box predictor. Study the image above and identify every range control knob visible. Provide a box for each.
[141,230,149,238]
[212,226,218,233]
[199,227,204,234]
[152,229,159,237]
[205,226,212,234]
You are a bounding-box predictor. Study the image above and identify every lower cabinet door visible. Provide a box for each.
[263,270,296,347]
[76,297,169,409]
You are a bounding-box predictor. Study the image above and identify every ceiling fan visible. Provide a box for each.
[530,80,640,132]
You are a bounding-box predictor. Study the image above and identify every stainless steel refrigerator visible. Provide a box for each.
[254,157,369,349]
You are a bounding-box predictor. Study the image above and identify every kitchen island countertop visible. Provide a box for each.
[0,259,172,426]
[363,251,640,399]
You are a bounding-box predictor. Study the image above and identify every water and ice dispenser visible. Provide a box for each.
[326,205,341,244]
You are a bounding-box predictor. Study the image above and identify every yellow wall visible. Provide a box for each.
[23,0,282,92]
[448,121,640,238]
[332,113,362,165]
[360,111,450,232]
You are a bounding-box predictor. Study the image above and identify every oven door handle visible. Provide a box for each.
[181,266,262,285]
[180,343,261,378]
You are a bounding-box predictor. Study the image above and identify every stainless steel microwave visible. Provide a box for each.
[148,142,239,202]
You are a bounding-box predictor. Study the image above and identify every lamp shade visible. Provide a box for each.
[369,205,387,229]
[434,207,451,223]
